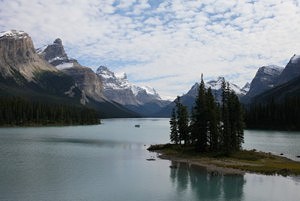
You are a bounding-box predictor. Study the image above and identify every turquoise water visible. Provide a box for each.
[0,118,299,201]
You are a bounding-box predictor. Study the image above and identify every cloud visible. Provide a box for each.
[0,0,300,99]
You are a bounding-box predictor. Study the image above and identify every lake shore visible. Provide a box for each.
[148,144,300,176]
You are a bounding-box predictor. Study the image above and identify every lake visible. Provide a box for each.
[0,118,300,201]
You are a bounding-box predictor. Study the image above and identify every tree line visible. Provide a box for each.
[245,97,300,130]
[170,75,244,154]
[0,97,99,126]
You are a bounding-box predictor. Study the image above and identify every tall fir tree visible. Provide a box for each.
[170,108,179,144]
[220,80,244,153]
[206,87,220,151]
[175,97,190,145]
[191,74,208,151]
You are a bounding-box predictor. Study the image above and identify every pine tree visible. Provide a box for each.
[206,88,220,151]
[170,108,179,144]
[175,97,190,145]
[221,80,232,153]
[191,74,208,151]
[220,81,244,153]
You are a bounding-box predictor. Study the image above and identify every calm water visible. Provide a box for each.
[0,118,300,201]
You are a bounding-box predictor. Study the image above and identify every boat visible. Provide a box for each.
[134,124,140,128]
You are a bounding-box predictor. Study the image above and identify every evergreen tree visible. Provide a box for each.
[220,81,244,153]
[175,97,190,145]
[170,108,179,144]
[191,74,208,151]
[0,97,99,126]
[220,80,231,153]
[206,88,220,151]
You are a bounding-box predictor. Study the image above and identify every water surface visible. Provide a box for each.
[0,118,299,201]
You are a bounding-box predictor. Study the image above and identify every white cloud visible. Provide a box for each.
[0,0,299,99]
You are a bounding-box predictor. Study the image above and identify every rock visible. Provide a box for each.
[0,30,57,81]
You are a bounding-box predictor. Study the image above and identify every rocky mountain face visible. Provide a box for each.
[251,75,300,104]
[0,30,138,118]
[244,65,284,100]
[96,66,170,116]
[0,30,57,81]
[246,54,300,105]
[38,38,167,117]
[0,30,87,109]
[241,82,250,94]
[277,54,300,85]
[38,39,104,103]
[243,55,300,104]
[96,66,139,105]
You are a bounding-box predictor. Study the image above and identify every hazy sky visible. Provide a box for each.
[0,0,299,99]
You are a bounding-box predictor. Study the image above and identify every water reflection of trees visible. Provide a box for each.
[169,161,246,200]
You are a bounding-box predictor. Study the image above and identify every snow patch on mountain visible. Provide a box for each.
[0,30,27,39]
[241,82,250,93]
[56,62,74,70]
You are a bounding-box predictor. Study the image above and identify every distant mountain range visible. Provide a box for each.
[0,30,169,118]
[1,30,299,118]
[155,76,249,117]
[242,54,300,104]
[156,54,300,117]
[37,37,171,116]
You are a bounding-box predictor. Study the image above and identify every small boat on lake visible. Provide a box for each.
[134,124,140,128]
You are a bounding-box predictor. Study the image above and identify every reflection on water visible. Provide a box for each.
[169,161,245,200]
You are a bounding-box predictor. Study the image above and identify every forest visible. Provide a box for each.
[0,97,99,126]
[245,97,300,130]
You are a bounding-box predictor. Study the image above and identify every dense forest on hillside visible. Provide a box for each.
[245,97,300,130]
[0,97,99,126]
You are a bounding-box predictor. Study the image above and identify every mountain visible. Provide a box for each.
[38,39,139,118]
[0,30,78,98]
[241,82,250,94]
[277,54,300,85]
[241,65,284,103]
[0,30,57,82]
[155,77,245,117]
[251,75,300,104]
[96,66,170,116]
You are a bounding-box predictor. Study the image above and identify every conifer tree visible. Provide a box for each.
[175,97,190,145]
[191,74,208,151]
[170,108,179,144]
[220,81,244,153]
[206,87,220,151]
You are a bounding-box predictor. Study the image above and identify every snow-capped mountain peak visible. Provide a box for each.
[206,76,225,90]
[0,30,28,39]
[96,66,131,90]
[258,65,283,76]
[96,66,163,105]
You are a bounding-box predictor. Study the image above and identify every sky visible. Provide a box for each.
[0,0,300,99]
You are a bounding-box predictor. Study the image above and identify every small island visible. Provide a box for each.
[148,144,300,176]
[148,76,300,176]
